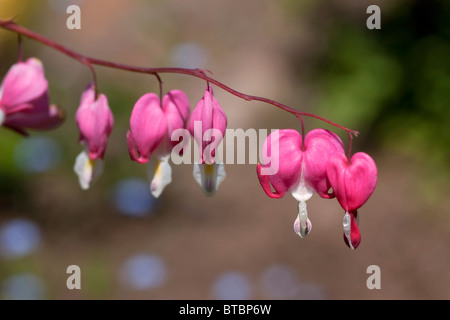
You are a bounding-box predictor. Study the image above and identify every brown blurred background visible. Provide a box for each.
[0,0,449,300]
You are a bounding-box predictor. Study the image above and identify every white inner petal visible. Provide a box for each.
[0,109,5,127]
[150,156,172,198]
[215,162,226,188]
[291,164,314,202]
[293,201,312,238]
[193,162,226,197]
[343,211,354,250]
[73,150,103,190]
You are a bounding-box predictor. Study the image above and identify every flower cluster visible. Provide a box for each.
[257,129,377,249]
[0,58,228,197]
[127,84,227,197]
[0,53,377,251]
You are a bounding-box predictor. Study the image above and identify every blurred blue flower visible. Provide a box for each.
[112,179,157,217]
[0,219,41,259]
[212,271,252,300]
[170,42,208,69]
[1,273,46,300]
[14,136,61,173]
[120,254,167,290]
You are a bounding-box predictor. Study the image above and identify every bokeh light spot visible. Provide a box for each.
[14,136,61,173]
[112,179,157,217]
[212,271,252,300]
[120,254,167,290]
[0,219,41,259]
[1,273,46,300]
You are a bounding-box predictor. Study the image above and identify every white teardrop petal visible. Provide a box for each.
[150,156,172,198]
[0,109,5,126]
[215,163,226,190]
[293,201,312,238]
[343,211,354,250]
[192,162,226,197]
[73,150,103,190]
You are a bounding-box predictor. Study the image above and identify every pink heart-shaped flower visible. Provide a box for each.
[327,152,377,213]
[327,152,377,249]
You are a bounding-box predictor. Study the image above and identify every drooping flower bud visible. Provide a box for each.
[0,58,64,134]
[188,85,227,196]
[127,90,190,198]
[74,83,114,190]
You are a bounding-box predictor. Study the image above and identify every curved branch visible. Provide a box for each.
[0,19,359,137]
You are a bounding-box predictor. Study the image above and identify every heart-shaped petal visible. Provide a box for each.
[257,129,302,198]
[327,152,377,212]
[127,93,168,163]
[303,129,345,199]
[158,89,190,155]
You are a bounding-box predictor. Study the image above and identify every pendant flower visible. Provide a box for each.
[188,84,227,196]
[0,58,64,135]
[327,152,377,250]
[127,90,190,198]
[74,83,114,190]
[257,129,345,238]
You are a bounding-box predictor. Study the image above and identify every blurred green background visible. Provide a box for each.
[0,0,449,299]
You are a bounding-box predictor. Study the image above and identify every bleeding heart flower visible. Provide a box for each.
[327,152,377,250]
[127,90,190,198]
[257,128,345,238]
[0,58,64,135]
[188,84,227,196]
[74,83,114,190]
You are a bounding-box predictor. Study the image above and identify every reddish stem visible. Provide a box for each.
[347,131,353,161]
[295,114,306,151]
[17,33,23,62]
[155,73,163,103]
[0,19,359,140]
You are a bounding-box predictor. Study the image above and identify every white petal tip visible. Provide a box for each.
[0,109,5,127]
[293,216,312,238]
[150,157,172,198]
[193,163,226,197]
[73,151,103,191]
[343,212,354,250]
[150,183,162,198]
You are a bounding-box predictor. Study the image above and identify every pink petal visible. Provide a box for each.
[75,84,114,160]
[127,93,167,163]
[327,152,377,212]
[4,91,64,132]
[303,129,345,198]
[127,130,140,162]
[257,129,303,198]
[188,86,226,163]
[256,163,283,199]
[0,58,48,111]
[160,90,190,153]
